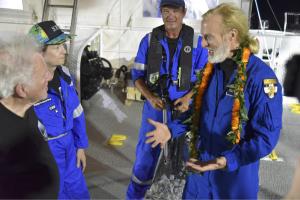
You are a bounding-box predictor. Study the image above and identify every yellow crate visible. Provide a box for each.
[126,87,136,100]
[126,86,143,101]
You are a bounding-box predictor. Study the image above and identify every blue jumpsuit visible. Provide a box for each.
[171,55,282,199]
[34,66,90,199]
[127,32,208,199]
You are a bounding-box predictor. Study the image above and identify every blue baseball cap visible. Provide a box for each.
[160,0,185,8]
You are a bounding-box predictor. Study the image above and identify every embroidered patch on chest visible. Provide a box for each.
[49,105,56,111]
[149,72,159,84]
[263,79,278,98]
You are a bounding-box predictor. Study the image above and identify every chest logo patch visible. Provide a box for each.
[263,79,278,98]
[149,72,159,84]
[184,45,191,53]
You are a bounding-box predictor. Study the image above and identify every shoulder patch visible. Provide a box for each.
[263,79,278,98]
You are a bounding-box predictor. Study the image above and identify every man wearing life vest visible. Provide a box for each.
[127,0,208,198]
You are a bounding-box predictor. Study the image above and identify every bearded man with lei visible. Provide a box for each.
[145,3,283,199]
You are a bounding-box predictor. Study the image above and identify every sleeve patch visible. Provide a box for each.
[263,79,278,99]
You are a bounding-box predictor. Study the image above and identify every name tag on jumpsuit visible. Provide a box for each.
[225,85,235,97]
[49,105,58,113]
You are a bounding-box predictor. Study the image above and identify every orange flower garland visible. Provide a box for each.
[189,63,214,158]
[187,48,251,159]
[227,47,250,144]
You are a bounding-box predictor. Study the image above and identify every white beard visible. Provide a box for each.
[208,41,231,64]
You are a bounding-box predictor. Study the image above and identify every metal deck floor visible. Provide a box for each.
[82,89,300,199]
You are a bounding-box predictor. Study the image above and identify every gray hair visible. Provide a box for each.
[0,33,41,98]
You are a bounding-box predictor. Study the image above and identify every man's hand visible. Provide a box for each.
[174,95,191,113]
[76,148,87,172]
[186,157,227,173]
[134,79,164,110]
[145,118,171,148]
[148,95,164,110]
[174,90,194,112]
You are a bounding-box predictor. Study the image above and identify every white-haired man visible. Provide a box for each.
[0,33,58,198]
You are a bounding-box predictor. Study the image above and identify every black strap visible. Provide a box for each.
[147,24,194,91]
[147,25,164,87]
[178,24,194,91]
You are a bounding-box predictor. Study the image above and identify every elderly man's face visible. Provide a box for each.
[25,53,52,102]
[201,14,232,63]
[43,43,67,68]
[161,6,186,33]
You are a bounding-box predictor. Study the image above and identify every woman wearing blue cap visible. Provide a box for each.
[29,20,90,199]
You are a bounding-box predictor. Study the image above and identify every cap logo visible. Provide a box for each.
[51,25,60,32]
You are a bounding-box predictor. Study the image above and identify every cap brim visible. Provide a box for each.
[46,33,74,45]
[160,3,184,8]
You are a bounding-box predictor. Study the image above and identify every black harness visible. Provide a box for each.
[146,24,194,91]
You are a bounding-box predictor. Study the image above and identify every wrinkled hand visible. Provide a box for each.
[174,95,191,113]
[148,95,164,110]
[186,157,227,173]
[145,118,171,148]
[76,148,87,172]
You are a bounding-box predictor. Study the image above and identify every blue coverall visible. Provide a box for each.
[171,55,283,199]
[127,32,208,199]
[34,66,90,199]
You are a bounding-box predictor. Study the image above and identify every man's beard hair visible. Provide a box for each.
[208,41,230,64]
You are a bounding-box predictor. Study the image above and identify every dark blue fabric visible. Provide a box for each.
[34,66,89,199]
[127,33,208,199]
[181,55,283,199]
[48,133,90,199]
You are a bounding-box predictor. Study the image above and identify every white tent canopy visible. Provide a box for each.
[0,0,299,95]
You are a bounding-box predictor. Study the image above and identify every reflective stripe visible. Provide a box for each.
[148,32,151,46]
[47,132,69,141]
[172,80,178,85]
[38,120,48,140]
[193,34,199,48]
[131,174,152,186]
[34,98,51,106]
[38,120,68,141]
[133,62,147,70]
[73,104,83,118]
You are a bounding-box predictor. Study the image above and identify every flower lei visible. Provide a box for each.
[185,48,251,159]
